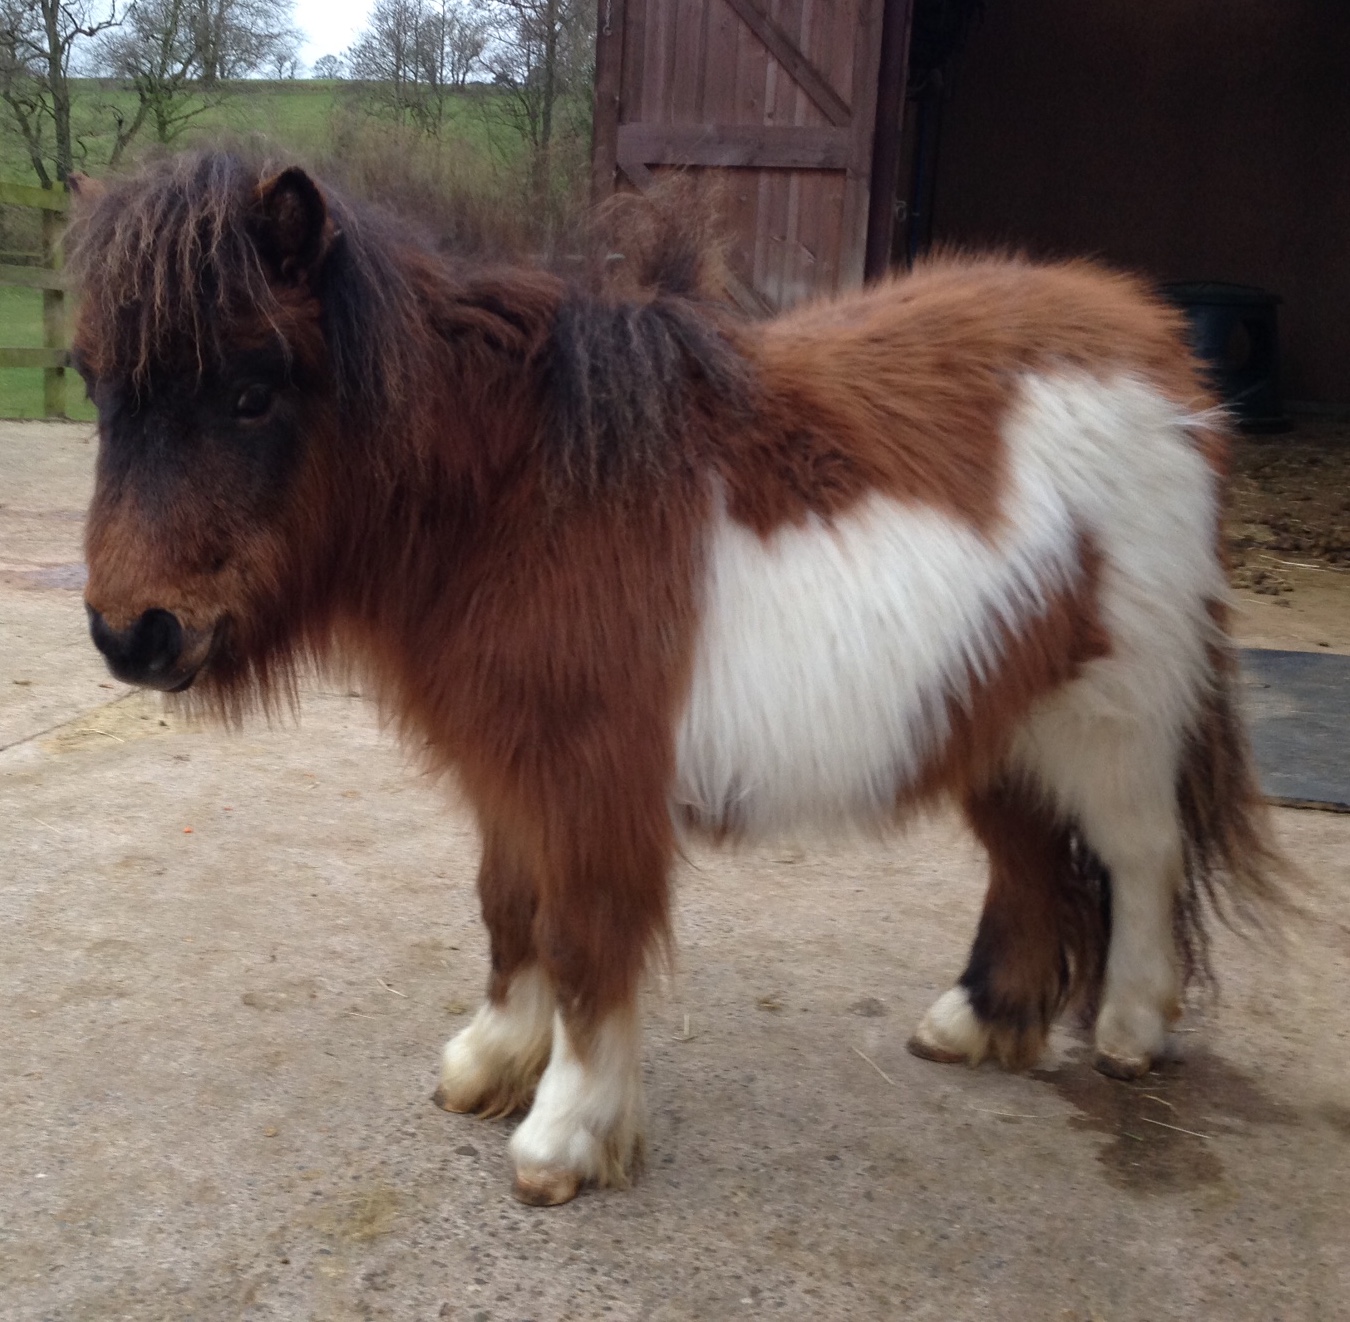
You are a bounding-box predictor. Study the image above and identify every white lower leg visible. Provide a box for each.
[1012,684,1196,1078]
[434,966,555,1116]
[909,986,992,1065]
[509,1004,644,1205]
[1094,841,1183,1077]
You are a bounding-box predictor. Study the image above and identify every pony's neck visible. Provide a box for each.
[404,258,566,495]
[330,260,566,613]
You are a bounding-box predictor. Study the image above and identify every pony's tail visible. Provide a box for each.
[1172,621,1293,985]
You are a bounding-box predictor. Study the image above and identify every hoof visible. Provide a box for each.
[908,986,991,1066]
[431,972,555,1119]
[906,1034,968,1065]
[430,1077,534,1120]
[431,1083,467,1114]
[1094,1051,1152,1081]
[432,1082,492,1115]
[513,1166,583,1207]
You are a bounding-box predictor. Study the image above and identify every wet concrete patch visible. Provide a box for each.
[1032,1047,1297,1193]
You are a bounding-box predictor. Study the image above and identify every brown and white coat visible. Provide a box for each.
[69,154,1282,1206]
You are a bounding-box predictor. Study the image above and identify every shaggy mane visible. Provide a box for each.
[70,151,755,489]
[543,291,754,489]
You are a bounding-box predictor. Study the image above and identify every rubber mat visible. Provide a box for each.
[1241,648,1350,811]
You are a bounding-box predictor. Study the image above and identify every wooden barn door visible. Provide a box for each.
[591,0,911,313]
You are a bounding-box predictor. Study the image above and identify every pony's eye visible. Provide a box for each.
[234,383,274,419]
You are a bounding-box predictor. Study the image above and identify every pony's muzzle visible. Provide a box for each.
[86,605,208,691]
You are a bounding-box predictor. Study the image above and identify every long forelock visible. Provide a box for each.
[70,153,283,387]
[70,151,432,435]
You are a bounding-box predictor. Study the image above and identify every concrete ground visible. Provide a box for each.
[2,421,1348,1322]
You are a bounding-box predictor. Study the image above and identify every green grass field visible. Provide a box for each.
[0,80,514,185]
[0,285,95,421]
[0,79,340,179]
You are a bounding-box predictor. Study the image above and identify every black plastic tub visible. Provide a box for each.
[1162,281,1289,432]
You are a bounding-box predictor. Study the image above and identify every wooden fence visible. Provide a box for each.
[0,180,68,419]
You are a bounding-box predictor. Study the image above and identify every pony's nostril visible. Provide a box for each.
[86,605,185,683]
[134,609,184,674]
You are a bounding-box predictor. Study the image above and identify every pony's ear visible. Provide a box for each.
[66,172,105,208]
[251,167,336,283]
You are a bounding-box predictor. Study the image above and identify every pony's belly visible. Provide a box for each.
[671,482,1078,840]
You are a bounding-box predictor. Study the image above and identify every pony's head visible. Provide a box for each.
[69,153,415,709]
[70,151,753,711]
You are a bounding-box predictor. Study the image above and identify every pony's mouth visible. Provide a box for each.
[163,620,223,691]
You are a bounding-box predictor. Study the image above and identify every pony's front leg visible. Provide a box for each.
[509,999,645,1206]
[434,827,554,1117]
[507,826,668,1206]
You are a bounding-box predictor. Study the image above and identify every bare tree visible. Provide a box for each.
[347,0,484,134]
[420,0,485,94]
[94,0,222,165]
[194,0,298,83]
[86,0,295,164]
[347,0,421,122]
[311,51,341,78]
[0,0,119,185]
[481,0,590,201]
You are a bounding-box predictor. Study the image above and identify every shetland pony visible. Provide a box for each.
[68,152,1283,1206]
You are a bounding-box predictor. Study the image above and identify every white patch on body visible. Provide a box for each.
[436,966,555,1114]
[509,1006,643,1191]
[674,447,1083,838]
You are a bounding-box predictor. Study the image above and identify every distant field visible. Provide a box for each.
[0,80,329,181]
[0,80,516,185]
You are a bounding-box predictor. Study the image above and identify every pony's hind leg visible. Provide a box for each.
[433,826,554,1118]
[1017,712,1186,1079]
[909,778,1105,1071]
[1079,783,1185,1079]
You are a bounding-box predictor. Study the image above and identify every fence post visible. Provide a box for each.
[0,180,69,419]
[41,206,65,419]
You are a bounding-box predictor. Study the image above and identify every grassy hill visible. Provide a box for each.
[0,80,525,182]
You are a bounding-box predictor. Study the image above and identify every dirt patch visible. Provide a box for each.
[1320,1101,1350,1139]
[1228,416,1350,575]
[1224,416,1350,652]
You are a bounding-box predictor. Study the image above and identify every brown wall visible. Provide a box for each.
[929,0,1350,405]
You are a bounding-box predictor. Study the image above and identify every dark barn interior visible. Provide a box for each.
[904,0,1350,409]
